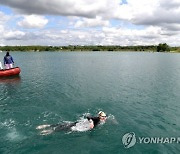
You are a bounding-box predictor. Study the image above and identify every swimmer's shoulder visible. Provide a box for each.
[87,116,99,121]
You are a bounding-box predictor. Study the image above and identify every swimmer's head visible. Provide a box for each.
[98,111,107,121]
[98,111,106,117]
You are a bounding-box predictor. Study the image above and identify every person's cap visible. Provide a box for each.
[98,111,106,117]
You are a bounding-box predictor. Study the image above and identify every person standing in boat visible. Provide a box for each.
[4,52,14,69]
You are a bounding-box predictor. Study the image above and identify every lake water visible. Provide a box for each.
[0,51,180,154]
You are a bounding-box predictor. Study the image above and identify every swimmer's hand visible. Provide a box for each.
[36,124,50,130]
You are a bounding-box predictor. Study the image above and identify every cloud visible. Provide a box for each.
[3,30,26,40]
[160,0,180,10]
[0,0,180,46]
[162,24,180,32]
[0,0,121,18]
[1,0,180,27]
[1,25,180,46]
[17,15,48,28]
[101,26,162,45]
[74,16,109,28]
[0,11,10,24]
[116,0,180,26]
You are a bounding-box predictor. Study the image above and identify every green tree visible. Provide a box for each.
[157,43,170,52]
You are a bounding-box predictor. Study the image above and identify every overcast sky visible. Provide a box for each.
[0,0,180,46]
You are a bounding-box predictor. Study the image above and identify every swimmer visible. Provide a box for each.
[87,111,107,129]
[36,111,107,135]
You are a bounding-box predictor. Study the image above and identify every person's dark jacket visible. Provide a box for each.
[4,55,14,65]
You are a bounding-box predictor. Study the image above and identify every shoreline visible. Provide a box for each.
[0,45,179,53]
[0,50,180,53]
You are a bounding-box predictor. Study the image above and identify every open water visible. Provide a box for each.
[0,51,180,154]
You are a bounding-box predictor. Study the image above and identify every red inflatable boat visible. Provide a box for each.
[0,67,21,77]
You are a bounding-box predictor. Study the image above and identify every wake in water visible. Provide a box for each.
[36,111,111,135]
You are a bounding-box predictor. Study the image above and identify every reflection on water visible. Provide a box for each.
[0,75,21,84]
[0,76,21,102]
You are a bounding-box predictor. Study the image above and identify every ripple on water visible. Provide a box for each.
[1,52,180,153]
[0,119,16,128]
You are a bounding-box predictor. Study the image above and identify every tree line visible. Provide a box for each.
[0,43,179,52]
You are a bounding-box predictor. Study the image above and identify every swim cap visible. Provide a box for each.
[98,111,106,117]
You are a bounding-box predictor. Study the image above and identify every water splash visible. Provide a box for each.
[0,119,27,142]
[6,127,27,142]
[107,114,118,124]
[71,118,91,132]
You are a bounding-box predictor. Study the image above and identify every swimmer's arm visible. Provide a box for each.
[87,116,95,129]
[36,124,51,130]
[89,119,94,129]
